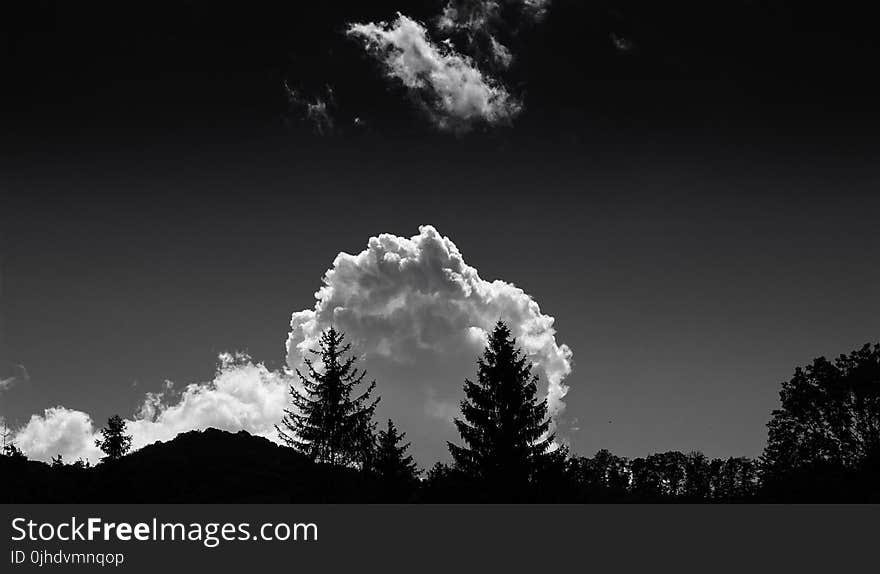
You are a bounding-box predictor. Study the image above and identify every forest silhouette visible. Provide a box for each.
[2,323,878,503]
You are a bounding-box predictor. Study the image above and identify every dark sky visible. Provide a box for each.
[2,1,879,463]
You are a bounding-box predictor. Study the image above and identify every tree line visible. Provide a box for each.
[3,322,879,502]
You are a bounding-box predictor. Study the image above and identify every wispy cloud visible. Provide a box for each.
[436,1,551,69]
[285,82,336,135]
[347,14,522,132]
[0,363,28,393]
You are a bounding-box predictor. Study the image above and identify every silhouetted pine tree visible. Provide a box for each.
[277,327,379,467]
[95,415,132,462]
[448,321,553,495]
[375,419,419,483]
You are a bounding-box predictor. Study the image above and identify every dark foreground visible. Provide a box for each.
[2,428,878,503]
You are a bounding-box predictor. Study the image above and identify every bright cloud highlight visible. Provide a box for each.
[347,14,522,131]
[13,354,291,464]
[286,225,573,463]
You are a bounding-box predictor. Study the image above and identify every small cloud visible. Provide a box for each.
[0,362,29,392]
[434,2,548,71]
[488,35,514,69]
[13,407,103,463]
[610,32,634,53]
[522,0,552,22]
[437,0,498,34]
[438,1,551,34]
[347,14,522,132]
[426,397,460,424]
[285,82,336,135]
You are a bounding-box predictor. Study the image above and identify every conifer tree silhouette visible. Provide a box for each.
[448,321,553,496]
[375,419,419,483]
[277,327,379,467]
[95,414,132,462]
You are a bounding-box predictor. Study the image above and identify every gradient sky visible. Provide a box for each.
[2,1,879,464]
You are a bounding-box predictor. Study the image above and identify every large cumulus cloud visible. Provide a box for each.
[287,225,572,462]
[347,14,521,132]
[11,226,572,467]
[13,353,291,464]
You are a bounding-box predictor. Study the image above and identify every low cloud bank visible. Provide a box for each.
[13,354,291,464]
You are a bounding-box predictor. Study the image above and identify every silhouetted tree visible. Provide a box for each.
[2,442,26,460]
[354,413,379,475]
[532,444,575,501]
[426,462,453,481]
[51,454,64,468]
[448,321,553,498]
[420,462,476,502]
[709,457,759,501]
[375,419,419,483]
[631,454,665,500]
[630,451,693,501]
[628,451,757,502]
[763,343,880,488]
[568,449,631,501]
[277,327,379,467]
[373,419,419,501]
[657,451,688,498]
[683,451,712,501]
[1,421,15,454]
[95,415,132,462]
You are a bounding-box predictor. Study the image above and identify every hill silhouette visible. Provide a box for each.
[1,429,386,503]
[4,427,880,503]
